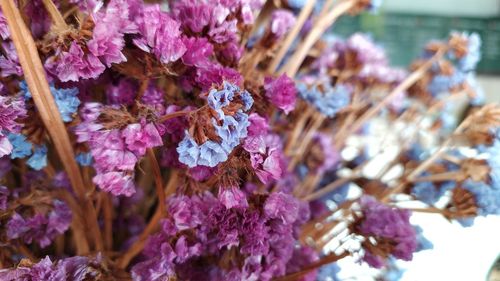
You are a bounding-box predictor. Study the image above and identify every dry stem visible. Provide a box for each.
[1,0,102,252]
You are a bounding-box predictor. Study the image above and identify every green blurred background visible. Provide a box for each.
[330,0,500,102]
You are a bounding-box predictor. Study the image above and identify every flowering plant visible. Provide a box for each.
[0,0,498,280]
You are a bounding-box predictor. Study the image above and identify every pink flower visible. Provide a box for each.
[264,74,297,114]
[248,113,269,138]
[91,130,138,172]
[46,42,105,82]
[218,186,248,209]
[243,134,285,184]
[269,10,296,39]
[133,5,186,64]
[122,122,163,156]
[93,171,136,196]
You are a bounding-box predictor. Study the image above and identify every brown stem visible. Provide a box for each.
[280,0,357,77]
[116,207,162,269]
[303,176,355,201]
[288,112,325,170]
[1,0,103,252]
[17,244,37,261]
[342,47,448,142]
[410,171,464,183]
[55,190,90,254]
[147,148,166,215]
[267,0,318,73]
[284,105,314,154]
[116,171,178,268]
[381,109,475,203]
[273,252,350,281]
[135,78,150,102]
[41,0,69,31]
[102,193,114,251]
[157,110,191,123]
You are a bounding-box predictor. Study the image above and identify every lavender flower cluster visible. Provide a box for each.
[0,0,498,280]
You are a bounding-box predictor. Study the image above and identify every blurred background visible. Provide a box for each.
[333,0,500,102]
[328,1,500,280]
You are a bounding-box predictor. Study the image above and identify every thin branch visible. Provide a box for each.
[1,0,103,252]
[41,0,69,31]
[267,0,317,73]
[342,47,448,141]
[147,148,166,215]
[279,0,356,77]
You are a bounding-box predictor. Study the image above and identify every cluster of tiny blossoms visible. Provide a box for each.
[0,0,498,280]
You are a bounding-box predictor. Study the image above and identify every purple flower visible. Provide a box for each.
[0,255,104,281]
[182,37,214,67]
[264,74,297,114]
[0,12,9,39]
[0,185,8,211]
[91,130,138,172]
[243,134,286,184]
[357,196,418,266]
[133,5,186,64]
[93,171,136,197]
[122,122,163,156]
[269,10,296,39]
[264,192,300,224]
[169,195,204,230]
[87,0,137,67]
[107,79,137,106]
[0,94,26,133]
[0,134,12,158]
[142,83,166,112]
[0,42,22,77]
[46,42,105,82]
[312,133,340,174]
[285,246,319,281]
[218,186,249,209]
[248,113,269,137]
[6,200,71,248]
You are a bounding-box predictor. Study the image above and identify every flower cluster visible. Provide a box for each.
[131,191,309,281]
[75,103,163,196]
[0,0,499,280]
[177,82,253,168]
[355,196,418,268]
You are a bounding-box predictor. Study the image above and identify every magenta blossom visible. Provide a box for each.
[264,74,297,114]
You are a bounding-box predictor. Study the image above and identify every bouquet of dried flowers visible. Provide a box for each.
[0,0,498,280]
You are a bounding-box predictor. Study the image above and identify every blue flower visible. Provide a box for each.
[76,152,93,166]
[427,71,466,96]
[466,74,485,106]
[407,143,429,161]
[368,0,384,13]
[214,111,250,153]
[20,81,80,122]
[298,83,351,117]
[27,145,47,170]
[198,141,228,167]
[412,182,440,205]
[240,90,254,111]
[7,133,32,159]
[177,133,200,168]
[285,0,307,9]
[484,136,500,189]
[207,85,234,111]
[53,87,80,122]
[463,180,500,216]
[414,225,433,251]
[458,33,481,72]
